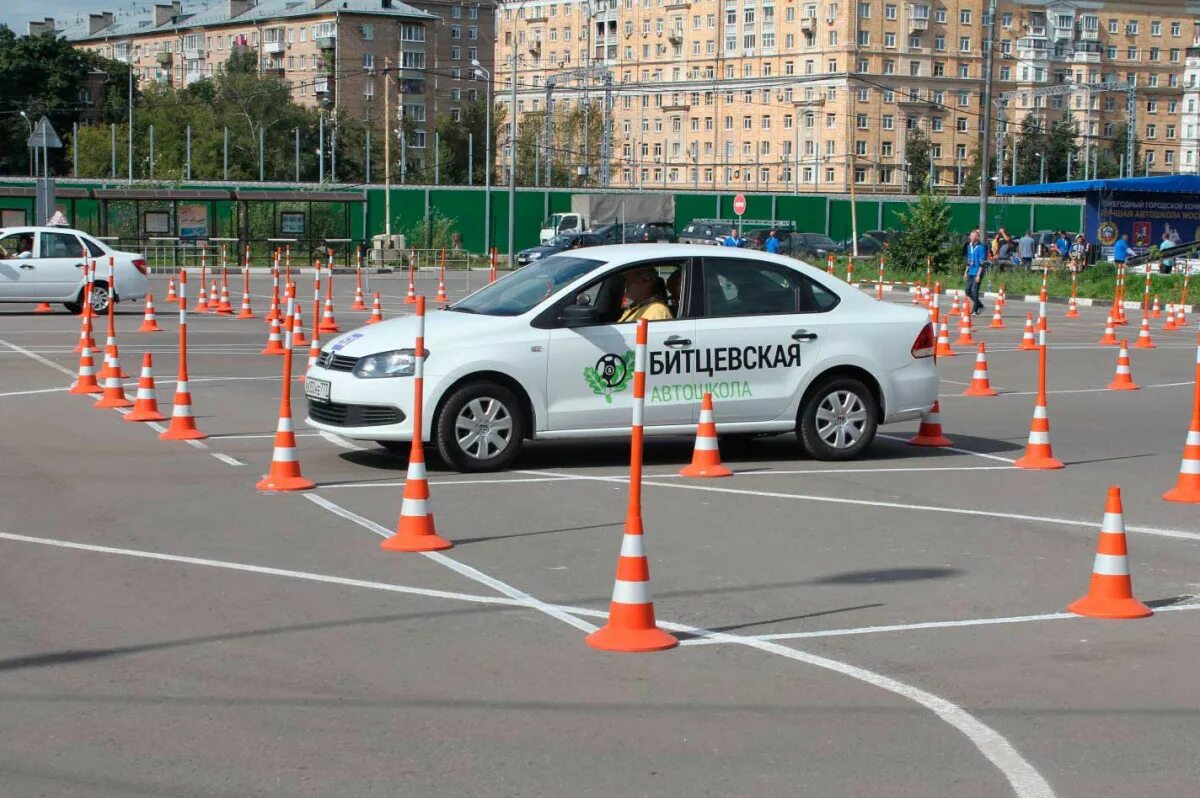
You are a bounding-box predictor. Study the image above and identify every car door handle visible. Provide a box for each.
[663,336,691,348]
[19,264,35,270]
[792,329,818,341]
[75,263,87,269]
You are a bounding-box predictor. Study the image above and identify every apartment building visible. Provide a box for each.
[497,0,1200,193]
[36,0,495,153]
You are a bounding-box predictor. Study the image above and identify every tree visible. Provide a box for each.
[904,127,932,193]
[887,186,958,274]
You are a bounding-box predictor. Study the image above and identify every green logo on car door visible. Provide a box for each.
[584,351,635,403]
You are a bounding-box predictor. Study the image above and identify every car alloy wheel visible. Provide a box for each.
[454,396,515,461]
[814,389,868,450]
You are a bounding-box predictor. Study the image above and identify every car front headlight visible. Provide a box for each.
[527,251,543,260]
[353,349,424,378]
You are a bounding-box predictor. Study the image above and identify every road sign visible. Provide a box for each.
[27,116,63,149]
[732,193,747,216]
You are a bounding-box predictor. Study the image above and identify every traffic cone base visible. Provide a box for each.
[160,424,207,441]
[908,401,952,447]
[1014,452,1064,469]
[125,405,166,422]
[34,302,53,313]
[586,612,679,652]
[93,373,134,408]
[1068,591,1153,619]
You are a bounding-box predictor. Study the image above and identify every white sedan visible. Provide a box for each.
[304,244,938,471]
[0,226,149,313]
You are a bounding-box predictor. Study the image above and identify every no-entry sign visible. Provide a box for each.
[733,194,747,216]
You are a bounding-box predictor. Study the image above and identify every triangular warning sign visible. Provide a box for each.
[27,116,63,149]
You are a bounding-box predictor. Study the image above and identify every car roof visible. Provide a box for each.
[0,226,85,235]
[563,242,824,268]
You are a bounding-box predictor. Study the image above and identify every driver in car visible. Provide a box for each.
[0,235,34,259]
[618,266,674,322]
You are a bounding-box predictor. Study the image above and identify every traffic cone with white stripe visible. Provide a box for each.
[997,285,1007,309]
[195,281,209,312]
[1098,314,1118,345]
[934,318,956,357]
[124,352,166,422]
[949,292,961,318]
[404,256,417,304]
[236,290,255,319]
[291,303,308,348]
[68,342,102,395]
[1036,290,1050,333]
[955,310,976,346]
[1067,486,1152,619]
[826,253,835,275]
[318,296,341,333]
[208,279,220,313]
[680,392,732,478]
[74,308,96,353]
[1164,303,1177,331]
[260,315,285,355]
[99,336,130,379]
[1134,314,1156,349]
[1018,313,1038,350]
[1066,294,1080,318]
[911,281,923,305]
[908,400,952,447]
[1175,303,1186,329]
[161,273,206,441]
[256,295,315,492]
[1163,334,1200,503]
[1151,294,1162,318]
[351,267,368,310]
[93,367,133,409]
[164,276,178,303]
[1015,333,1063,470]
[216,280,234,315]
[962,343,997,397]
[137,294,162,332]
[366,292,383,324]
[382,297,453,552]
[1106,339,1139,390]
[989,304,1005,329]
[303,330,321,381]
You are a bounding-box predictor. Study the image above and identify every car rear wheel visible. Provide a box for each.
[83,282,112,315]
[434,380,525,472]
[797,376,878,461]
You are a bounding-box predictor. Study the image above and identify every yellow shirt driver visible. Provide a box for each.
[618,267,674,322]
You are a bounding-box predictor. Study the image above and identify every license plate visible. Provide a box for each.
[305,378,331,402]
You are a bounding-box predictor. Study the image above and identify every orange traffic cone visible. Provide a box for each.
[1067,486,1152,619]
[1133,315,1156,349]
[1106,339,1139,390]
[1036,290,1050,333]
[1163,335,1200,503]
[256,301,315,492]
[1164,303,1178,331]
[99,335,130,380]
[934,318,956,357]
[195,281,209,312]
[949,292,961,318]
[404,258,417,304]
[366,292,383,324]
[908,400,952,446]
[1175,304,1187,329]
[236,291,255,319]
[93,368,133,409]
[303,329,322,381]
[137,294,162,333]
[160,274,207,441]
[988,305,1005,329]
[1151,295,1162,318]
[216,281,234,315]
[1014,335,1063,470]
[997,285,1007,309]
[1065,294,1080,318]
[125,352,166,422]
[381,296,453,552]
[73,307,96,353]
[955,310,976,346]
[351,268,368,310]
[68,342,102,395]
[34,302,53,313]
[679,393,732,478]
[1098,314,1118,345]
[291,304,308,348]
[260,315,285,355]
[963,343,998,397]
[318,296,341,333]
[164,276,179,303]
[208,279,220,313]
[1018,313,1038,350]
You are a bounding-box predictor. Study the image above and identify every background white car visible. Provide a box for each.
[304,245,939,472]
[0,226,149,313]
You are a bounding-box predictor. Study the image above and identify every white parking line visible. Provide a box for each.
[317,431,369,450]
[0,339,77,377]
[875,434,1017,464]
[211,453,245,467]
[939,381,1193,399]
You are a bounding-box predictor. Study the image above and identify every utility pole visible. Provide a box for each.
[978,0,998,236]
[127,49,134,184]
[507,33,518,268]
[384,57,391,236]
[544,77,555,187]
[849,151,859,258]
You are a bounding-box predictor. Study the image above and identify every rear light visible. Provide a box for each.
[911,323,935,358]
[132,258,148,275]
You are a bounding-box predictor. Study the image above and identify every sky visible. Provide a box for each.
[2,1,155,35]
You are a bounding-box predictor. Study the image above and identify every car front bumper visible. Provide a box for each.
[302,365,415,440]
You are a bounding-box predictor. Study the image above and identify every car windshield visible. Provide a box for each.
[549,235,573,247]
[451,255,603,316]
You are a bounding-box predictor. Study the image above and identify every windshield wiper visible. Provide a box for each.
[447,305,480,314]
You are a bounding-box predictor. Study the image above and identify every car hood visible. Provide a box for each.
[320,309,512,359]
[520,245,562,256]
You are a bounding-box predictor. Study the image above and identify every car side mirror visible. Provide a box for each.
[559,302,599,327]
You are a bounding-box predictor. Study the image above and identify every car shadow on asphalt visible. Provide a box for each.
[672,602,887,641]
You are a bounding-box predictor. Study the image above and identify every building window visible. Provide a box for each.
[451,25,461,39]
[468,27,478,40]
[361,23,374,40]
[857,114,869,129]
[960,37,971,53]
[959,9,970,24]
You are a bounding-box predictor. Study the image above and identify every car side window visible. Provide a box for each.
[0,232,25,256]
[41,232,83,258]
[701,259,839,318]
[78,235,105,257]
[558,260,689,326]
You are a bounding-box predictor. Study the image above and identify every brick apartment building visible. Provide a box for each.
[32,0,495,157]
[496,0,1200,192]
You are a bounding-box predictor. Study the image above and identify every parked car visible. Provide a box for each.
[623,221,676,243]
[679,220,736,245]
[841,233,890,257]
[0,225,148,313]
[788,232,847,261]
[304,244,938,471]
[515,232,603,266]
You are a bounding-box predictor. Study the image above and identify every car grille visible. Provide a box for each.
[316,351,357,372]
[307,400,404,427]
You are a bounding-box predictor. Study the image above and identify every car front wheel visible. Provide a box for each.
[434,380,525,472]
[797,376,879,461]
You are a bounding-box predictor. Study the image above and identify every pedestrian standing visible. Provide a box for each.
[1113,233,1130,268]
[1018,230,1035,271]
[764,229,780,254]
[964,230,988,315]
[1069,234,1087,272]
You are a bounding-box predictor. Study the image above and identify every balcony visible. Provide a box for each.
[185,71,204,85]
[183,47,203,61]
[264,40,286,55]
[668,28,683,44]
[315,35,335,50]
[527,39,541,56]
[156,51,172,65]
[800,16,816,32]
[263,66,285,78]
[1079,28,1099,41]
[909,16,928,31]
[314,77,330,93]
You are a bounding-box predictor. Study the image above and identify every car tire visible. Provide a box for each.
[64,301,83,314]
[434,380,525,472]
[797,376,879,461]
[84,281,112,315]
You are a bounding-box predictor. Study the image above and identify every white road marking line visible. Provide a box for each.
[0,531,527,609]
[215,431,323,440]
[682,601,1200,646]
[0,339,77,377]
[303,494,599,633]
[300,494,1053,797]
[0,386,70,398]
[211,453,245,466]
[875,434,1017,464]
[517,468,1200,542]
[319,475,594,489]
[317,430,369,450]
[939,380,1193,399]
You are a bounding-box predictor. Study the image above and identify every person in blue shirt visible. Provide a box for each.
[963,230,988,315]
[764,229,781,254]
[1112,233,1130,266]
[1055,232,1070,260]
[722,232,739,247]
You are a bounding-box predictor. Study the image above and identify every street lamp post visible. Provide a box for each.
[19,111,33,177]
[507,35,518,269]
[472,60,493,256]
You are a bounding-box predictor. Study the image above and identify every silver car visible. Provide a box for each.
[0,226,149,313]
